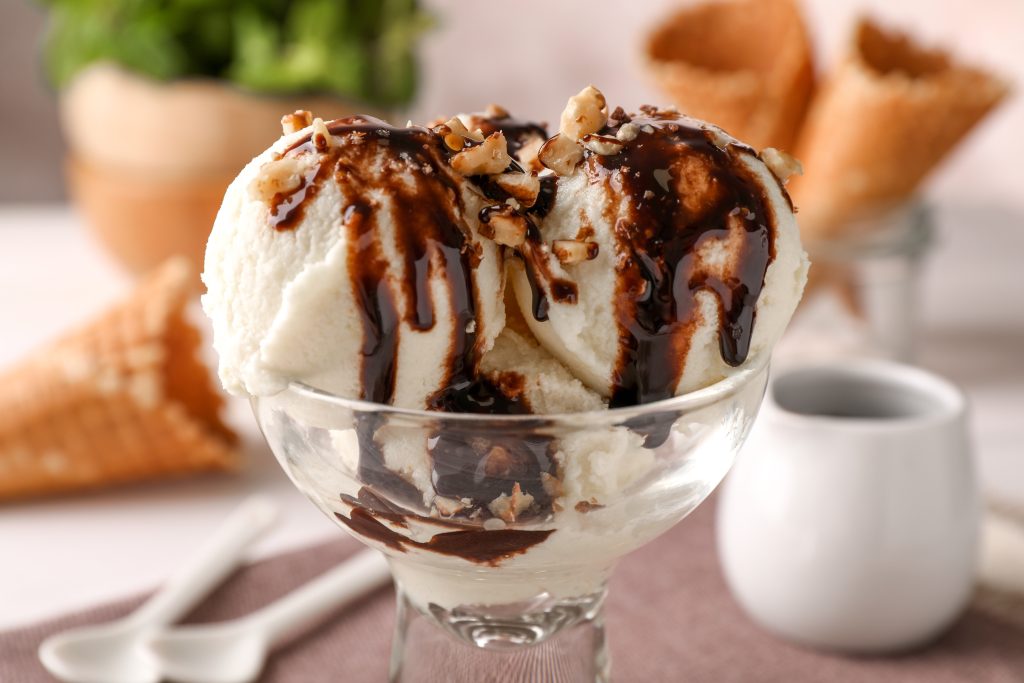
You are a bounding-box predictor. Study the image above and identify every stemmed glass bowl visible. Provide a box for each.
[252,359,769,682]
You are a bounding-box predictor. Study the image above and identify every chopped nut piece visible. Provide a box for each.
[607,106,630,125]
[538,134,584,176]
[581,133,624,156]
[560,85,608,140]
[552,239,599,265]
[517,136,546,173]
[541,472,564,499]
[483,517,508,531]
[311,118,333,152]
[485,103,510,119]
[488,482,535,523]
[616,122,640,142]
[434,496,466,517]
[575,499,605,513]
[479,206,527,247]
[436,116,484,151]
[250,157,304,203]
[281,110,313,135]
[493,172,541,207]
[450,132,512,175]
[760,148,803,184]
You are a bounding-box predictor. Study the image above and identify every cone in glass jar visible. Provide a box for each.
[790,19,1009,240]
[643,0,814,151]
[0,258,238,500]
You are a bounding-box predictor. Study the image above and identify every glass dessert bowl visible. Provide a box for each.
[252,359,769,682]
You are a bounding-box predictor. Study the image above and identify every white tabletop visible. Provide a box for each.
[1,202,1021,630]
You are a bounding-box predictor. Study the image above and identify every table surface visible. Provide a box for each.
[1,203,1021,630]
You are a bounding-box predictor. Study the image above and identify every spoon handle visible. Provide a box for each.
[128,496,279,629]
[251,550,391,646]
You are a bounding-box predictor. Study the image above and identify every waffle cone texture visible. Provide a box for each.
[644,4,1008,242]
[0,258,237,500]
[643,0,815,152]
[789,20,1010,239]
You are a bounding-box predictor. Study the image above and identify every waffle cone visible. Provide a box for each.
[643,0,814,151]
[0,258,237,500]
[790,19,1009,240]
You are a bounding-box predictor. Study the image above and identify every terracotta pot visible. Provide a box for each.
[61,64,380,276]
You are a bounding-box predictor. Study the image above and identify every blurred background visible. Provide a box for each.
[1,0,1021,648]
[3,0,1021,203]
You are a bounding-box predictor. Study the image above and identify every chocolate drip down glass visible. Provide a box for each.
[253,359,768,681]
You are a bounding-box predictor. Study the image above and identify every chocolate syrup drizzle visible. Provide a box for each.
[272,115,558,561]
[334,507,554,566]
[578,111,778,407]
[264,107,780,561]
[277,116,495,411]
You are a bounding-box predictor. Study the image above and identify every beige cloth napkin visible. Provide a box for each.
[3,499,1023,682]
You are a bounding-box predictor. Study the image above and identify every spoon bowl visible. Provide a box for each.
[148,624,266,683]
[38,496,279,683]
[39,621,159,683]
[144,550,391,683]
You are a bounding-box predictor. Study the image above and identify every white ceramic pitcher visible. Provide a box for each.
[717,360,978,653]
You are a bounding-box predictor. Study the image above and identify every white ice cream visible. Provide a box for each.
[202,116,505,408]
[511,111,808,399]
[207,91,807,614]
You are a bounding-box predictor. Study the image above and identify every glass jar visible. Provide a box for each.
[779,201,934,363]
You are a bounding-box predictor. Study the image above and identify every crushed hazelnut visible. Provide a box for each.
[485,103,510,119]
[281,110,313,135]
[483,517,508,531]
[552,239,599,264]
[538,134,584,176]
[450,131,511,176]
[250,157,305,203]
[493,172,541,207]
[541,472,564,499]
[311,118,333,152]
[559,85,608,140]
[581,133,624,156]
[434,496,466,517]
[517,136,546,173]
[487,482,535,523]
[436,116,484,151]
[607,106,630,125]
[616,122,640,142]
[760,148,803,184]
[575,499,605,513]
[479,206,527,247]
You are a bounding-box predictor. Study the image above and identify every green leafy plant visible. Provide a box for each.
[40,0,432,107]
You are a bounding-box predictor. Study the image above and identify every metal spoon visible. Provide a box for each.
[146,550,391,683]
[39,496,279,683]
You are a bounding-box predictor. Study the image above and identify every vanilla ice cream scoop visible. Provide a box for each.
[204,93,807,532]
[202,114,509,409]
[510,90,808,404]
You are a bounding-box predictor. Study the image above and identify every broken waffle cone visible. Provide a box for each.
[643,0,814,151]
[790,19,1010,241]
[0,258,237,500]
